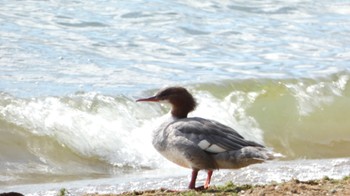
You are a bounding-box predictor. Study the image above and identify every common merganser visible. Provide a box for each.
[137,86,280,190]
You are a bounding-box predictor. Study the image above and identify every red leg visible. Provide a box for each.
[204,170,213,189]
[188,169,199,189]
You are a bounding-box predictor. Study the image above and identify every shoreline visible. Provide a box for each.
[2,175,349,196]
[82,176,350,196]
[2,158,350,195]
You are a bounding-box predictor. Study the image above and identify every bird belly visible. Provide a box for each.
[158,148,191,169]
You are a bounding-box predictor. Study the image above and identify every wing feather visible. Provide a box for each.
[168,117,264,153]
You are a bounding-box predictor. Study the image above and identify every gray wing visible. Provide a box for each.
[167,117,264,154]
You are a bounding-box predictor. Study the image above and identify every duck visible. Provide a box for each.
[137,86,280,190]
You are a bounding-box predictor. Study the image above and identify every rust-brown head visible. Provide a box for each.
[137,87,197,118]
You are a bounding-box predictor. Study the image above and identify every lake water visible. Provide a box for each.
[1,0,350,195]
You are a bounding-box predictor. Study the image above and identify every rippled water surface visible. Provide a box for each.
[1,0,350,195]
[1,0,349,96]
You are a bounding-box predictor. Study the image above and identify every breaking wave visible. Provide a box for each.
[1,71,350,186]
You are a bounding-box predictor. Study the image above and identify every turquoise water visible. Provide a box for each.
[1,0,350,195]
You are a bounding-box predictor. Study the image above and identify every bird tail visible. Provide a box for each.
[213,147,283,169]
[264,148,285,160]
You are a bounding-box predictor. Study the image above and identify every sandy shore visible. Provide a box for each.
[1,158,349,195]
[1,175,349,196]
[80,176,350,196]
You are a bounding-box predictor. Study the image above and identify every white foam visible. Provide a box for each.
[2,89,267,172]
[0,92,167,169]
[286,74,349,116]
[192,90,265,145]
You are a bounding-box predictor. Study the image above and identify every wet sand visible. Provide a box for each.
[1,158,349,195]
[84,176,350,196]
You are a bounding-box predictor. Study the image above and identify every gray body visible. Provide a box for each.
[152,117,274,171]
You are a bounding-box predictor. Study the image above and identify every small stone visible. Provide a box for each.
[330,189,337,194]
